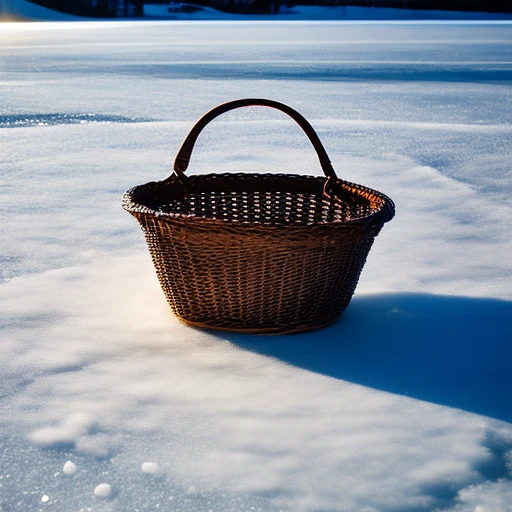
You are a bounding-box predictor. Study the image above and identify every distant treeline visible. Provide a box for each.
[153,0,512,13]
[29,0,143,17]
[308,0,511,13]
[27,0,512,16]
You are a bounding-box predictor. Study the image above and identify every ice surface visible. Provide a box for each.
[1,20,511,512]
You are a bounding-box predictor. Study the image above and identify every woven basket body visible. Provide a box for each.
[123,100,394,334]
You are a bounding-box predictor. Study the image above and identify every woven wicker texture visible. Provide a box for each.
[123,99,395,334]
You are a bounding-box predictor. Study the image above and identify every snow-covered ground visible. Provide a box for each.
[1,20,512,512]
[1,0,87,20]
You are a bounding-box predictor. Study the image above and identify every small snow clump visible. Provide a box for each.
[94,483,112,498]
[141,462,160,475]
[63,460,77,475]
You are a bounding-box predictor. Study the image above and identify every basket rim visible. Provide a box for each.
[122,172,395,227]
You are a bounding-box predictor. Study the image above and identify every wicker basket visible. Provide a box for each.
[123,99,395,334]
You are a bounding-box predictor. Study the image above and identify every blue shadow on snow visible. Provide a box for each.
[220,293,512,423]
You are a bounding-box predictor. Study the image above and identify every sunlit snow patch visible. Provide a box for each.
[1,253,512,511]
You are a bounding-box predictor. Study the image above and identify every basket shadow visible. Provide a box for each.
[215,293,512,423]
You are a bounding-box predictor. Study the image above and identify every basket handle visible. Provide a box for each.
[172,99,338,183]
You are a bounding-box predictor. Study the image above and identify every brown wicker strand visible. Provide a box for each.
[123,99,394,334]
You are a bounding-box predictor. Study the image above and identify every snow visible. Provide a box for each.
[442,480,512,512]
[1,19,512,512]
[94,483,112,498]
[141,462,162,475]
[63,460,78,475]
[2,0,87,21]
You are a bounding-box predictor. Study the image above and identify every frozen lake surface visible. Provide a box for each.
[1,21,512,512]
